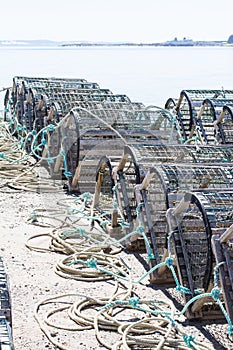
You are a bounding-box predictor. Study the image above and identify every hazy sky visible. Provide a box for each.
[1,0,232,42]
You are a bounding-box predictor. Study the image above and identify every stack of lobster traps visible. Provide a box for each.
[91,90,233,322]
[4,78,233,323]
[165,89,233,144]
[5,76,182,193]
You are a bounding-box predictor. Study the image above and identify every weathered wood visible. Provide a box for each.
[71,162,82,188]
[220,224,233,243]
[191,283,214,313]
[212,235,233,322]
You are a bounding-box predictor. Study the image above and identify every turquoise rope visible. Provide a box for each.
[99,296,199,349]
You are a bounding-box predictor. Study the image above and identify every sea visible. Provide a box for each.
[0,45,233,108]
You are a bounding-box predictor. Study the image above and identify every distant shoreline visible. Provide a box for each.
[0,39,232,47]
[61,42,232,47]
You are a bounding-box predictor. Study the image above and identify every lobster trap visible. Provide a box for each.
[43,105,180,193]
[167,190,233,320]
[165,89,233,144]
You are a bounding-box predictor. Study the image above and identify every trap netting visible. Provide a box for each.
[167,190,233,321]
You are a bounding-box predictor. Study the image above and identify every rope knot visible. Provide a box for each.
[78,228,85,236]
[136,225,144,234]
[47,124,55,132]
[165,257,173,267]
[211,287,221,300]
[81,192,91,200]
[60,149,66,157]
[183,334,195,347]
[147,253,156,262]
[87,258,97,269]
[128,297,139,308]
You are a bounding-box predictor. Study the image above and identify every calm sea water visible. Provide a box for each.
[0,46,233,108]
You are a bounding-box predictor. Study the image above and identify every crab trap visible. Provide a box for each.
[166,189,233,321]
[165,89,233,143]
